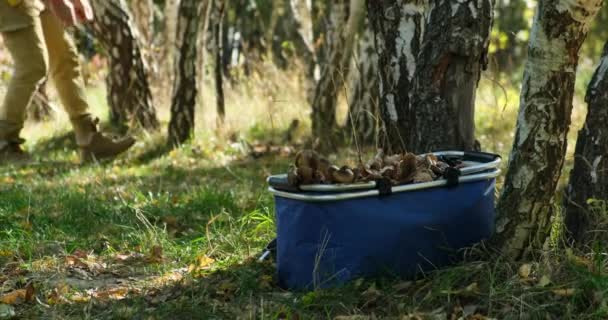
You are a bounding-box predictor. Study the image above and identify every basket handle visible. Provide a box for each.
[463,151,501,163]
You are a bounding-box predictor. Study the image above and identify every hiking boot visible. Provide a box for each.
[71,115,135,163]
[0,139,30,163]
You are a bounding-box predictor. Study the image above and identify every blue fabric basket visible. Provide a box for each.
[268,151,501,290]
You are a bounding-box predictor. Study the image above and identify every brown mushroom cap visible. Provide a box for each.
[412,168,434,183]
[383,154,402,167]
[398,153,417,181]
[295,150,320,170]
[380,165,395,178]
[298,166,316,184]
[332,166,355,183]
[287,165,300,186]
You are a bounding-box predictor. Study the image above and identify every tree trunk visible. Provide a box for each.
[167,0,206,147]
[91,0,159,131]
[410,0,493,153]
[289,0,317,99]
[345,23,379,146]
[214,0,226,126]
[157,0,180,94]
[310,0,364,151]
[289,0,315,60]
[367,0,425,153]
[197,0,214,104]
[493,0,602,260]
[128,0,154,44]
[564,41,608,245]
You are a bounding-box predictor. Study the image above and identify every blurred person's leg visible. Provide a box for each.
[40,9,135,162]
[39,9,90,124]
[0,1,47,157]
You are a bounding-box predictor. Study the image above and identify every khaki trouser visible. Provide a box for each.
[0,0,90,142]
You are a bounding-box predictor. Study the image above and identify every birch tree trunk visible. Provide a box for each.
[128,0,154,44]
[564,41,608,245]
[345,24,379,146]
[197,0,213,102]
[158,0,180,94]
[167,0,206,147]
[91,0,159,131]
[289,0,317,101]
[213,0,226,126]
[410,0,492,153]
[289,0,315,61]
[310,0,365,151]
[367,0,425,153]
[493,0,603,260]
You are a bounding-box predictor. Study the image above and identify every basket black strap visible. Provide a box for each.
[376,178,393,196]
[444,167,461,187]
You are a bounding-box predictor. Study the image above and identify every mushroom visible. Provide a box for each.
[295,149,320,171]
[412,168,434,183]
[317,157,333,183]
[380,165,395,179]
[383,154,402,167]
[287,165,300,186]
[298,166,316,184]
[332,166,355,184]
[367,149,385,170]
[397,153,417,182]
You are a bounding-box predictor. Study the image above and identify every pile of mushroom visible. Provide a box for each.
[287,149,461,186]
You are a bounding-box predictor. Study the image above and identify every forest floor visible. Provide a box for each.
[1,131,607,320]
[1,63,606,319]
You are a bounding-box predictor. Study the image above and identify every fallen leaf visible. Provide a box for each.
[148,246,164,264]
[553,288,576,297]
[46,284,70,305]
[69,292,91,303]
[442,282,479,297]
[537,275,551,287]
[92,287,130,301]
[566,249,593,270]
[0,289,27,305]
[65,255,88,269]
[0,250,12,257]
[114,252,145,264]
[188,255,215,273]
[71,249,89,259]
[24,282,35,302]
[518,264,532,279]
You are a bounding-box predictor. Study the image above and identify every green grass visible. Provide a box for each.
[0,61,606,319]
[1,128,607,319]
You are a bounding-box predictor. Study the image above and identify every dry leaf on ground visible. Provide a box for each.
[518,263,532,279]
[0,283,34,305]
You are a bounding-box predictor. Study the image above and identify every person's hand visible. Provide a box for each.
[73,0,94,24]
[48,0,77,26]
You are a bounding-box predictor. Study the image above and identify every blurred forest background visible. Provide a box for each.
[0,0,605,158]
[1,0,608,319]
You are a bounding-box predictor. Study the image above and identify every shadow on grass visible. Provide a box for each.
[134,142,174,165]
[30,130,76,155]
[19,258,298,319]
